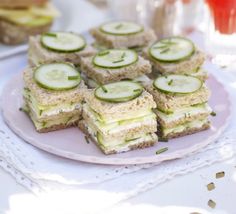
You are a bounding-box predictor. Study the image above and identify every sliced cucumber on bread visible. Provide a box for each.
[95,81,143,103]
[34,63,81,90]
[100,21,143,36]
[153,74,202,94]
[41,32,86,53]
[149,37,195,62]
[93,49,138,69]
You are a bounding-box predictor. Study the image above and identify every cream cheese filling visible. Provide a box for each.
[163,118,209,136]
[24,88,81,118]
[155,104,212,124]
[83,104,156,135]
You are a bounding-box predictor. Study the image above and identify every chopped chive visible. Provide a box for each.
[98,50,110,56]
[45,32,57,37]
[121,52,126,58]
[133,88,142,92]
[210,111,216,116]
[84,135,90,144]
[112,59,124,63]
[153,45,168,49]
[159,138,169,142]
[216,171,225,179]
[68,76,79,80]
[39,110,43,116]
[168,79,173,86]
[156,147,168,155]
[160,48,170,54]
[208,199,216,209]
[115,23,123,29]
[19,107,29,113]
[100,85,108,93]
[207,182,215,191]
[42,121,47,127]
[125,137,140,142]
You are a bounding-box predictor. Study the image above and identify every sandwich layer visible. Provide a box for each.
[80,55,152,84]
[84,90,156,122]
[78,120,157,154]
[154,103,212,128]
[28,36,96,66]
[143,48,205,75]
[23,68,87,106]
[145,84,210,112]
[90,27,157,49]
[158,119,210,139]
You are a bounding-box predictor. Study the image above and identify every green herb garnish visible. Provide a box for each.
[115,24,123,29]
[216,171,225,179]
[159,138,169,142]
[98,50,110,56]
[100,85,108,93]
[121,52,126,59]
[160,48,170,54]
[208,199,216,209]
[210,111,216,116]
[156,147,168,154]
[45,32,57,37]
[133,88,142,93]
[39,110,43,116]
[112,59,124,63]
[207,182,215,191]
[84,135,90,144]
[168,79,173,85]
[68,76,79,80]
[19,107,29,113]
[153,45,168,49]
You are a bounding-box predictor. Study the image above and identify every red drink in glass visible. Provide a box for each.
[206,0,236,34]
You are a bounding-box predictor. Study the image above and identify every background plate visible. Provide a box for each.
[1,72,231,165]
[0,0,107,59]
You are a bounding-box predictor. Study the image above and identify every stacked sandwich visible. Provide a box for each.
[90,21,157,52]
[78,81,158,154]
[28,31,96,66]
[144,37,212,139]
[0,0,59,45]
[23,62,86,132]
[80,48,152,87]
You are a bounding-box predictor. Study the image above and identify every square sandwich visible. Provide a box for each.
[80,49,152,85]
[145,74,212,139]
[28,31,96,66]
[0,0,59,45]
[143,37,208,81]
[90,21,157,50]
[78,81,158,154]
[23,62,86,132]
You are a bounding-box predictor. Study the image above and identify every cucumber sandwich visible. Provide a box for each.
[0,0,59,45]
[145,74,212,139]
[143,36,208,81]
[90,21,157,50]
[80,49,152,85]
[78,81,158,154]
[28,31,96,66]
[22,62,87,132]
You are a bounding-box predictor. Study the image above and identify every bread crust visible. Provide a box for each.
[78,120,157,155]
[90,27,157,49]
[0,0,47,8]
[158,121,210,139]
[28,35,97,66]
[0,18,52,45]
[80,56,152,84]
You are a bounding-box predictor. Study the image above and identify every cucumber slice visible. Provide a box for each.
[95,81,143,103]
[149,37,195,62]
[100,21,143,36]
[153,74,202,94]
[34,63,81,91]
[41,32,86,53]
[93,49,138,69]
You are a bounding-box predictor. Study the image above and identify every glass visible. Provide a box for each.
[205,0,236,68]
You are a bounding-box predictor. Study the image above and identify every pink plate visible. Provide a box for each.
[1,72,231,165]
